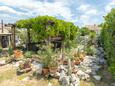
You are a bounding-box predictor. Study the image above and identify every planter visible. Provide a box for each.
[80,58,84,62]
[17,68,32,75]
[42,67,49,75]
[73,60,80,65]
[63,60,68,65]
[49,67,58,74]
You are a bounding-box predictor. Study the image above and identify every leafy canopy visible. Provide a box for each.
[16,16,79,42]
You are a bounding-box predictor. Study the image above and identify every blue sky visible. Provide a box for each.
[0,0,115,26]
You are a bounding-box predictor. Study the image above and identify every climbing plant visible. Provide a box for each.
[16,16,79,44]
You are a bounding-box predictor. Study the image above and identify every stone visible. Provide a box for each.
[59,76,70,86]
[32,62,43,74]
[93,75,101,81]
[85,69,92,74]
[99,58,106,65]
[22,76,30,81]
[48,82,52,86]
[77,70,90,80]
[55,72,60,77]
[92,65,101,72]
[111,83,115,86]
[59,65,67,72]
[59,70,66,81]
[70,74,80,86]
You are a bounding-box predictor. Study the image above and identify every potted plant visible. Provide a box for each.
[40,44,54,75]
[49,54,58,75]
[24,51,33,58]
[17,59,32,75]
[72,48,81,65]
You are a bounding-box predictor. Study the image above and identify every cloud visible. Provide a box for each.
[0,6,17,14]
[105,0,115,12]
[78,4,90,11]
[0,0,75,23]
[77,4,99,25]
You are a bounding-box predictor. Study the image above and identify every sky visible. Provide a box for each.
[0,0,115,26]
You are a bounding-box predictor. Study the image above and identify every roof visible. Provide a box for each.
[0,24,12,35]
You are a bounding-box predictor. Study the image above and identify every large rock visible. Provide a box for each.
[32,62,43,74]
[59,76,70,86]
[77,70,90,80]
[93,75,101,81]
[70,74,80,86]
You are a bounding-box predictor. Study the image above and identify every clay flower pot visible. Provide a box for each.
[80,58,84,62]
[74,60,80,65]
[42,67,49,75]
[63,60,68,65]
[49,67,57,74]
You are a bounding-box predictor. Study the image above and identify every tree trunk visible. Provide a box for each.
[27,28,31,50]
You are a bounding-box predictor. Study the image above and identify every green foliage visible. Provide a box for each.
[8,47,13,56]
[100,8,115,77]
[85,46,95,56]
[0,47,2,54]
[80,27,91,36]
[39,44,57,67]
[24,51,34,58]
[16,16,78,42]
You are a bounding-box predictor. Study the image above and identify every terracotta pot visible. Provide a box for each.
[63,60,68,65]
[49,67,57,74]
[74,60,80,65]
[42,67,49,75]
[80,58,84,62]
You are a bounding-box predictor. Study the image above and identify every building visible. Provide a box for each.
[0,20,16,49]
[85,24,101,34]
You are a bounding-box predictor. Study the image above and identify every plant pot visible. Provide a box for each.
[42,67,49,75]
[80,58,84,62]
[49,67,57,74]
[63,60,68,65]
[74,60,80,65]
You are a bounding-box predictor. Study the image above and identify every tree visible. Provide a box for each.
[100,8,115,78]
[16,16,79,49]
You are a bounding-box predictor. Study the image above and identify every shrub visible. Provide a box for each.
[8,47,13,56]
[24,51,34,58]
[85,46,95,56]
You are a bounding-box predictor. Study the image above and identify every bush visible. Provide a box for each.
[85,46,95,56]
[24,51,34,58]
[8,47,13,56]
[100,8,115,78]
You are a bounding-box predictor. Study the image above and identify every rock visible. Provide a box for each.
[55,72,60,77]
[93,75,101,81]
[99,58,106,65]
[59,70,66,81]
[111,83,115,86]
[77,70,90,80]
[48,82,52,86]
[92,65,101,72]
[59,65,67,72]
[22,76,30,81]
[85,69,92,74]
[32,62,43,74]
[70,74,80,86]
[0,60,5,64]
[59,76,70,86]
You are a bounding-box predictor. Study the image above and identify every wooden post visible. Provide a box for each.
[1,20,3,33]
[27,28,31,50]
[12,25,16,49]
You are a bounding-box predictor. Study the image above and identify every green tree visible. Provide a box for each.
[100,8,115,78]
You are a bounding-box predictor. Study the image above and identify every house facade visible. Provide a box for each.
[0,23,16,49]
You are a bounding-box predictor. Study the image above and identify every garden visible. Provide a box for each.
[0,9,115,86]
